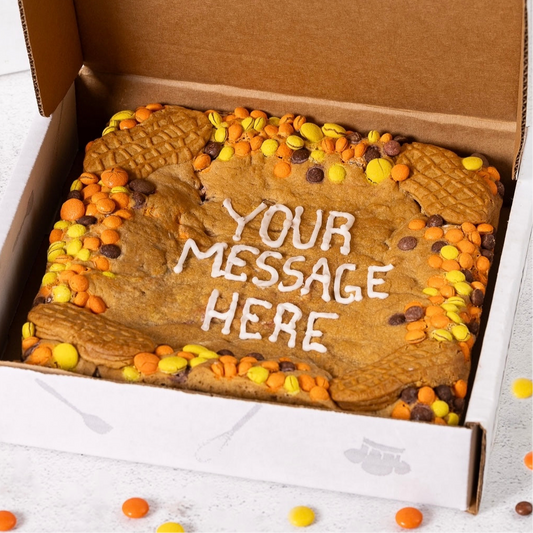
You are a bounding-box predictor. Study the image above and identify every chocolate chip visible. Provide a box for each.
[131,191,146,209]
[217,349,234,356]
[481,249,494,261]
[468,321,480,335]
[400,387,418,404]
[77,215,97,226]
[100,244,121,259]
[426,214,444,227]
[32,296,46,307]
[67,190,83,201]
[471,289,484,307]
[398,236,418,251]
[388,313,406,326]
[364,145,381,163]
[496,180,505,197]
[280,361,296,372]
[346,132,362,144]
[247,352,264,361]
[383,140,401,157]
[410,404,434,422]
[431,240,447,253]
[481,234,496,250]
[306,166,324,183]
[515,501,532,516]
[435,385,453,402]
[404,306,424,322]
[170,369,189,385]
[393,135,408,145]
[452,397,465,413]
[204,141,223,159]
[129,179,156,195]
[462,269,474,283]
[291,148,310,164]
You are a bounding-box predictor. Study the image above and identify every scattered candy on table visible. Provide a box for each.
[512,378,532,399]
[156,522,185,532]
[122,497,150,518]
[515,501,532,516]
[0,511,17,532]
[395,507,424,529]
[524,451,533,470]
[288,506,315,527]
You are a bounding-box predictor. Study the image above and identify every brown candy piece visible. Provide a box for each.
[431,240,447,253]
[306,166,324,183]
[426,214,445,227]
[129,179,156,195]
[100,244,121,259]
[204,141,223,159]
[515,501,532,516]
[388,313,406,326]
[398,236,418,251]
[364,145,381,163]
[471,289,485,307]
[383,140,401,157]
[291,148,310,164]
[410,404,434,422]
[404,306,424,322]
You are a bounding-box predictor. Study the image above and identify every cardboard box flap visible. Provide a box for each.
[72,1,527,123]
[18,0,82,117]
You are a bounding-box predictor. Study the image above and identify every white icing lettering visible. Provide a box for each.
[224,245,259,282]
[300,257,331,302]
[334,264,362,304]
[259,204,294,248]
[320,211,355,256]
[240,297,273,340]
[278,256,306,292]
[252,251,283,288]
[303,311,339,353]
[367,264,394,299]
[268,303,303,348]
[174,239,227,277]
[223,198,267,241]
[201,289,239,334]
[291,206,323,250]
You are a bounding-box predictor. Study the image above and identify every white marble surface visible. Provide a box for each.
[0,62,531,533]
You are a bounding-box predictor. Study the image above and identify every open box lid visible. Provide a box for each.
[19,1,526,126]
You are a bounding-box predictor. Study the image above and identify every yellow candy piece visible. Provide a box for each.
[512,378,532,399]
[423,287,440,296]
[102,271,116,278]
[52,285,72,303]
[189,356,207,368]
[446,412,460,426]
[217,146,235,161]
[182,344,209,355]
[241,116,254,131]
[110,186,130,194]
[454,282,473,296]
[322,123,346,138]
[76,248,91,262]
[261,139,279,156]
[49,263,66,272]
[156,522,185,533]
[328,164,347,184]
[440,245,459,260]
[365,158,393,184]
[367,130,380,143]
[48,240,66,252]
[123,365,141,382]
[288,506,315,527]
[111,110,135,121]
[284,375,300,395]
[300,122,324,142]
[310,149,325,162]
[451,324,470,341]
[52,343,79,370]
[431,329,453,342]
[462,156,483,171]
[208,111,222,127]
[42,272,58,286]
[158,356,188,374]
[431,400,450,418]
[446,297,466,308]
[67,224,87,238]
[441,303,459,313]
[253,116,267,131]
[446,311,464,324]
[47,249,64,262]
[214,127,228,143]
[22,321,35,339]
[109,120,120,128]
[54,220,71,230]
[286,135,304,150]
[70,179,83,192]
[445,270,465,283]
[268,116,280,126]
[247,366,269,384]
[102,125,117,136]
[66,239,83,256]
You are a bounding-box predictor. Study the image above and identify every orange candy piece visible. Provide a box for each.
[133,353,160,375]
[454,379,468,399]
[69,274,89,293]
[524,451,533,470]
[0,510,17,532]
[391,164,410,182]
[445,228,464,243]
[122,497,150,519]
[309,385,330,401]
[418,386,436,405]
[395,507,423,529]
[274,161,291,178]
[424,226,444,240]
[101,167,129,188]
[408,219,426,231]
[391,401,411,420]
[60,198,86,221]
[87,295,106,314]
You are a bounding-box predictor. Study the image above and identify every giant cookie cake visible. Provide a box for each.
[20,104,504,422]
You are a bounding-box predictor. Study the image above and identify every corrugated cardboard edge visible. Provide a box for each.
[465,421,486,514]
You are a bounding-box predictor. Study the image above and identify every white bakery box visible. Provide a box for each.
[0,0,529,513]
